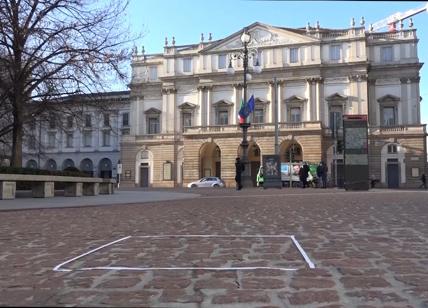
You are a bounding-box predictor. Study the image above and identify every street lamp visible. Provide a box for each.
[227,27,262,188]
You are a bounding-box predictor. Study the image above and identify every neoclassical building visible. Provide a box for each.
[23,91,130,179]
[121,21,426,188]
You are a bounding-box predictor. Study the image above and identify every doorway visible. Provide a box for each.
[140,163,149,187]
[387,159,399,188]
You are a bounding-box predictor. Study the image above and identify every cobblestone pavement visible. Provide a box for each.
[1,188,428,307]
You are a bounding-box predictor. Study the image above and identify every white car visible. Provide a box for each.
[187,177,225,188]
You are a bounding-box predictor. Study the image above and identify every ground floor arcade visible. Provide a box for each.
[120,128,427,189]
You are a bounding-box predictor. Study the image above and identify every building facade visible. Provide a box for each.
[122,21,426,188]
[23,91,130,179]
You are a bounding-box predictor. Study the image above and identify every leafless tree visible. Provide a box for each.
[0,0,134,167]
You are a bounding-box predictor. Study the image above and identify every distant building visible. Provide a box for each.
[122,21,426,188]
[23,91,130,178]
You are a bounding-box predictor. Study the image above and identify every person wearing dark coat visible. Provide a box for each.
[235,157,245,190]
[299,162,310,188]
[317,161,328,188]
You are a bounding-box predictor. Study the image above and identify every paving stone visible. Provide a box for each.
[340,276,391,289]
[288,290,340,305]
[290,277,335,289]
[211,290,271,304]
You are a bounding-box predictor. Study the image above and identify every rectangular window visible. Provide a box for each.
[290,47,299,63]
[330,45,341,60]
[66,116,73,128]
[182,112,192,132]
[253,108,264,123]
[122,112,129,127]
[218,54,227,69]
[48,132,56,148]
[382,107,396,126]
[149,66,157,80]
[103,113,110,127]
[252,51,262,66]
[163,162,172,180]
[85,114,92,128]
[28,135,36,150]
[49,114,56,129]
[65,132,73,148]
[148,116,160,134]
[102,130,111,146]
[329,110,343,130]
[217,111,228,125]
[83,131,92,147]
[29,119,36,131]
[381,46,393,62]
[290,107,301,123]
[183,57,192,72]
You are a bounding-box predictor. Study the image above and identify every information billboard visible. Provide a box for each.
[343,115,369,190]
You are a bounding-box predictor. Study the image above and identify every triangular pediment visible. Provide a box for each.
[144,107,161,114]
[255,97,270,105]
[284,95,307,104]
[377,94,400,103]
[203,22,319,53]
[212,99,233,107]
[326,93,348,103]
[178,102,196,110]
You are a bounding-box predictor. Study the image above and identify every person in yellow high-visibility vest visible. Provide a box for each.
[256,166,264,188]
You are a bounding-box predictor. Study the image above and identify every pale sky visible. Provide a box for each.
[124,0,428,125]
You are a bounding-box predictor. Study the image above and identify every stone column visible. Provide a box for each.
[368,79,377,126]
[206,86,212,126]
[161,88,168,133]
[197,86,205,126]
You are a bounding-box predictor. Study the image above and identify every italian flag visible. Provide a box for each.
[238,99,245,124]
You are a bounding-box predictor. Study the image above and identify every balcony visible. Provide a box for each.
[135,133,178,143]
[369,124,426,136]
[183,121,323,136]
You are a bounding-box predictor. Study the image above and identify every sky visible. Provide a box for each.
[125,0,428,125]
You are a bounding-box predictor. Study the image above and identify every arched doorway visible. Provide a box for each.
[279,141,303,186]
[245,142,261,187]
[199,142,221,178]
[99,158,112,178]
[45,159,57,171]
[381,143,405,188]
[136,149,153,187]
[280,141,303,163]
[80,158,94,177]
[62,159,75,170]
[26,159,38,169]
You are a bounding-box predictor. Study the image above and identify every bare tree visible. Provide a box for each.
[0,0,133,167]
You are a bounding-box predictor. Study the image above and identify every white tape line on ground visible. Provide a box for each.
[53,236,132,272]
[135,234,293,238]
[77,266,298,272]
[291,235,315,269]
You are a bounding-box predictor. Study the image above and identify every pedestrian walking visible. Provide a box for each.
[419,173,426,189]
[321,161,328,188]
[256,166,264,188]
[299,162,310,188]
[235,157,245,190]
[316,162,324,188]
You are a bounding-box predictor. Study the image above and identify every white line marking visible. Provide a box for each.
[134,234,293,238]
[76,266,298,272]
[53,236,131,272]
[291,235,315,269]
[54,234,315,272]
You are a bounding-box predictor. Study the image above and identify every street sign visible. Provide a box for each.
[117,163,123,175]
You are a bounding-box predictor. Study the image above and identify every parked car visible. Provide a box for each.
[187,177,225,188]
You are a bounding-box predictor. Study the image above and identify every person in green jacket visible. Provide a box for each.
[256,166,264,188]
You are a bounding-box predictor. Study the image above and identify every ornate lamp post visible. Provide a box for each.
[227,27,262,188]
